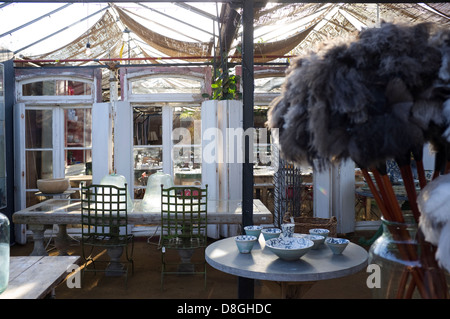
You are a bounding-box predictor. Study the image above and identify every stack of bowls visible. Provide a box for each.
[309,228,330,239]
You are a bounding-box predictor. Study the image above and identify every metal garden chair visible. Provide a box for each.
[80,183,134,285]
[159,184,208,289]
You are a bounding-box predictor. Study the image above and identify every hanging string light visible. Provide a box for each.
[85,39,91,55]
[85,2,91,56]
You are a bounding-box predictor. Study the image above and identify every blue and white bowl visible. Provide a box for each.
[281,223,295,238]
[325,237,349,255]
[296,234,325,249]
[261,228,282,241]
[235,235,258,254]
[265,237,313,261]
[244,225,263,238]
[309,228,330,238]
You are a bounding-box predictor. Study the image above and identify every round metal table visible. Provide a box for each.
[205,235,368,298]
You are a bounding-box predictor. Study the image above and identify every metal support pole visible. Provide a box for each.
[242,0,254,228]
[239,0,255,300]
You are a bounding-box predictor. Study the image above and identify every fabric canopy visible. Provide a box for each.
[30,11,124,65]
[9,2,450,66]
[114,5,213,62]
[253,23,318,63]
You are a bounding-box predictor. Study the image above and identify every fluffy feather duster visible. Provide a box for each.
[417,174,450,272]
[267,21,448,171]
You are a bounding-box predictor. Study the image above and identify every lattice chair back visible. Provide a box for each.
[81,183,129,245]
[160,185,208,250]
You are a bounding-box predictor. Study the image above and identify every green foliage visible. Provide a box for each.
[203,69,242,100]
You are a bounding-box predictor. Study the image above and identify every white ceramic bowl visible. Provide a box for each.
[235,235,258,253]
[325,237,349,254]
[295,234,325,249]
[37,178,70,194]
[309,228,330,238]
[244,225,263,238]
[265,237,313,261]
[261,228,282,241]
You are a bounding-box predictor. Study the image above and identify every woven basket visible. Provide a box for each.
[283,215,337,237]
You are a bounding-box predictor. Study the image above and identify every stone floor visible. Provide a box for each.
[9,231,377,300]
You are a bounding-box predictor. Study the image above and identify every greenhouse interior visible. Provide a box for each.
[0,1,450,302]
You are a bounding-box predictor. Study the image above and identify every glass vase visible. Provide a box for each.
[368,214,422,299]
[0,212,9,294]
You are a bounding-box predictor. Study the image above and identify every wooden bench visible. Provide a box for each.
[0,256,80,299]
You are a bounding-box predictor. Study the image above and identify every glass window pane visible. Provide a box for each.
[26,150,53,189]
[133,105,164,199]
[23,80,91,96]
[254,77,284,93]
[131,77,202,94]
[65,108,92,148]
[172,105,201,145]
[25,109,53,149]
[64,108,92,179]
[133,106,162,146]
[133,147,163,187]
[173,146,201,185]
[65,149,92,176]
[172,105,201,186]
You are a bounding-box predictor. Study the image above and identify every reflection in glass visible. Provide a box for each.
[133,106,162,146]
[131,77,202,94]
[25,150,53,189]
[65,150,92,176]
[64,108,92,178]
[133,147,163,199]
[254,77,284,93]
[172,105,201,145]
[133,106,164,198]
[23,80,92,96]
[25,109,53,149]
[173,146,202,185]
[172,105,202,185]
[64,108,92,147]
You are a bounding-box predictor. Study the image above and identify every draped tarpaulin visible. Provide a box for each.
[232,22,318,63]
[12,3,450,66]
[254,23,318,63]
[114,5,213,62]
[29,11,125,65]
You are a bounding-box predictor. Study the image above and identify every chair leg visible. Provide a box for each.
[160,251,165,290]
[203,262,207,289]
[125,241,134,275]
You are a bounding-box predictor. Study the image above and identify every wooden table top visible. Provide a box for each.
[0,255,81,299]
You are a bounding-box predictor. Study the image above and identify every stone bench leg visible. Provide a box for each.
[54,224,77,256]
[28,224,51,256]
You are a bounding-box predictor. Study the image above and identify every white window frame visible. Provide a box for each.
[15,76,96,211]
[17,76,95,104]
[122,71,206,197]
